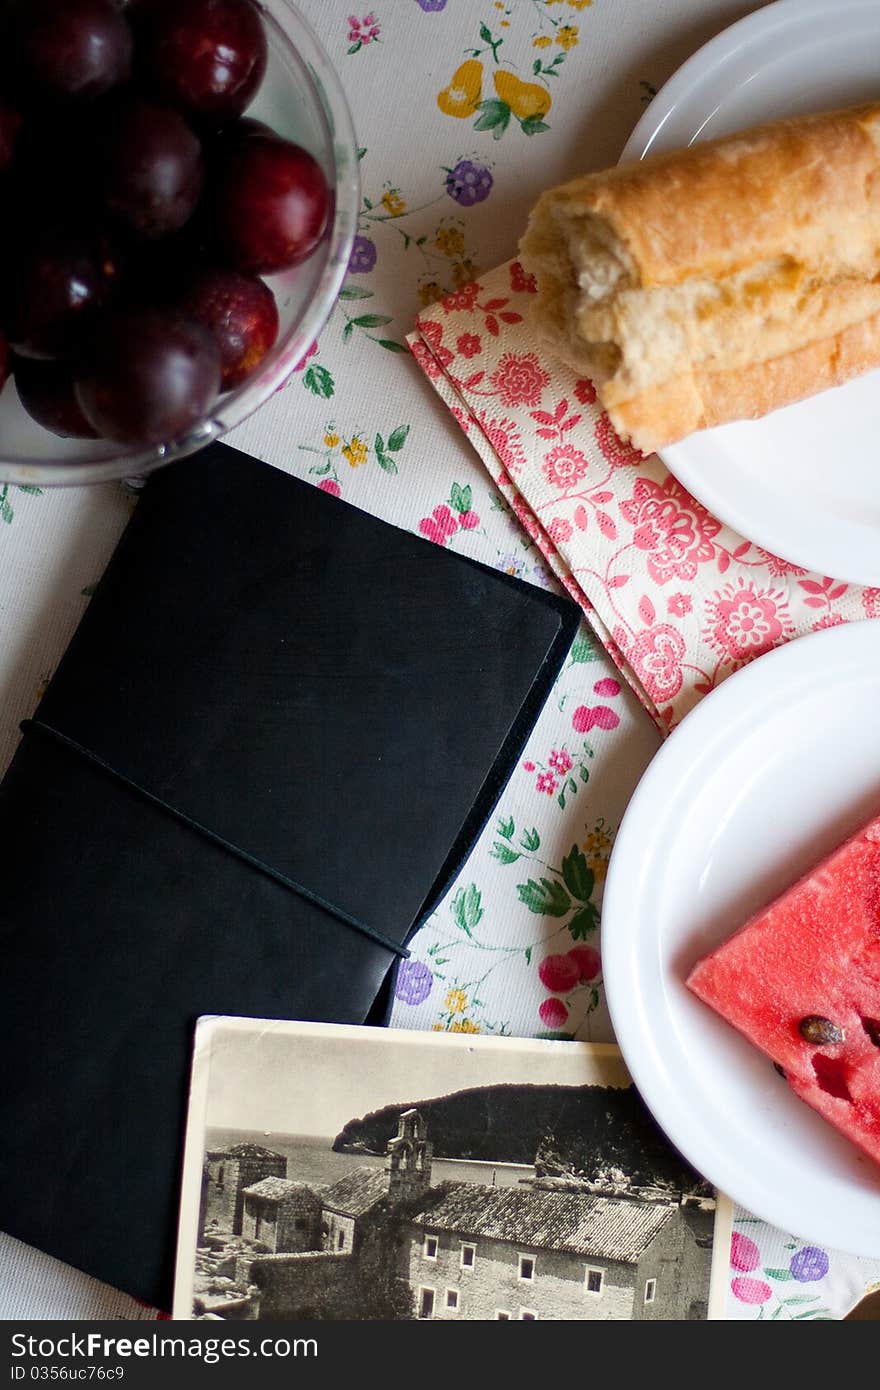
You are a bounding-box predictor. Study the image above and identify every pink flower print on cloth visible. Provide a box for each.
[509,260,537,295]
[457,332,481,358]
[703,579,793,665]
[543,443,589,490]
[547,517,573,544]
[594,411,644,468]
[547,748,573,775]
[475,412,527,478]
[443,282,481,314]
[489,352,549,408]
[620,475,720,585]
[863,587,880,618]
[410,318,453,378]
[626,622,687,706]
[406,257,876,732]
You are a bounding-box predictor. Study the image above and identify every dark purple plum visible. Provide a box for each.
[209,128,330,274]
[4,226,122,360]
[131,0,267,122]
[100,99,203,239]
[15,358,98,437]
[9,0,133,104]
[178,266,278,388]
[5,104,100,219]
[0,98,22,170]
[75,305,221,443]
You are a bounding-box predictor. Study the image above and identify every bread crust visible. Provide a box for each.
[518,104,880,451]
[612,310,880,455]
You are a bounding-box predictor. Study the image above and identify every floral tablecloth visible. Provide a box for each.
[0,0,878,1323]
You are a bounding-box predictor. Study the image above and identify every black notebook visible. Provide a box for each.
[0,442,578,1309]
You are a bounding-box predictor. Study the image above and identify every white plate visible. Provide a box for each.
[621,0,880,587]
[602,621,880,1256]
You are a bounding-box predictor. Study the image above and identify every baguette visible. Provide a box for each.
[519,104,880,453]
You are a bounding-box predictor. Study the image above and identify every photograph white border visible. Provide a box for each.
[173,1017,733,1320]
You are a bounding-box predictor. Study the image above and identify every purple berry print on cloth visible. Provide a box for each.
[394,958,433,1006]
[416,0,447,11]
[445,160,493,207]
[789,1247,830,1282]
[348,235,377,273]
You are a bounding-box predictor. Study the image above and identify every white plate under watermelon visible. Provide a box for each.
[602,622,880,1257]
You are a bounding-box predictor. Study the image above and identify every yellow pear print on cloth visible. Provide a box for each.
[435,5,585,139]
[494,69,552,122]
[437,59,483,118]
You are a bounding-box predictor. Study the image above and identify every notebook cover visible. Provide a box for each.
[0,442,578,1309]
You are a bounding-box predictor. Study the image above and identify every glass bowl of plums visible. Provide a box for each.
[0,0,358,485]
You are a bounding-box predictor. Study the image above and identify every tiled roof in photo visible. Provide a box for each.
[242,1177,316,1202]
[322,1168,389,1217]
[207,1143,285,1162]
[413,1186,677,1263]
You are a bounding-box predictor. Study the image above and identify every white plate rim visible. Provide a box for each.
[621,0,880,162]
[602,620,880,1256]
[618,0,880,587]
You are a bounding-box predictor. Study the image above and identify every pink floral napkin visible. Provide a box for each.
[408,261,877,732]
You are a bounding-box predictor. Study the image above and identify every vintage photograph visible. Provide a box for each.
[173,1020,731,1321]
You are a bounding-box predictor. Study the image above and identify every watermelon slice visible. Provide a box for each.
[687,814,880,1167]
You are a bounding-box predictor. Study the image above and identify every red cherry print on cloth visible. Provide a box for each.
[538,953,581,995]
[567,945,601,983]
[571,705,620,734]
[419,505,459,546]
[538,998,569,1030]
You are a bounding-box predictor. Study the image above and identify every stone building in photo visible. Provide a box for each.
[407,1184,712,1321]
[320,1169,391,1255]
[193,1110,714,1321]
[200,1142,287,1238]
[240,1178,323,1254]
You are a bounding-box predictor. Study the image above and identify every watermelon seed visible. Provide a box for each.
[799,1015,845,1045]
[860,1017,880,1047]
[772,1062,786,1078]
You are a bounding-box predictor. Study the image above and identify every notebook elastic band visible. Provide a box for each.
[20,719,410,961]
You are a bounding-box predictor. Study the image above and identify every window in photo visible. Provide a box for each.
[518,1254,536,1282]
